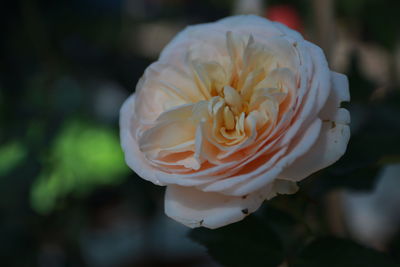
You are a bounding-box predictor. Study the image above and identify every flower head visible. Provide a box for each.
[120,15,350,229]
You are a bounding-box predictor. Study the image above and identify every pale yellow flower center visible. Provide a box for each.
[139,32,296,166]
[185,32,291,145]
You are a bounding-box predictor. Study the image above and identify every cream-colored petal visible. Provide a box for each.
[272,179,299,195]
[159,15,302,75]
[278,72,350,181]
[271,21,303,41]
[120,94,166,185]
[199,147,288,193]
[278,121,350,182]
[270,49,325,150]
[120,94,223,186]
[155,103,194,122]
[304,41,332,114]
[164,184,273,229]
[219,15,292,40]
[319,72,350,122]
[139,100,212,163]
[212,118,322,196]
[138,119,196,159]
[253,68,296,94]
[135,62,204,124]
[165,179,299,229]
[223,106,235,130]
[223,85,243,113]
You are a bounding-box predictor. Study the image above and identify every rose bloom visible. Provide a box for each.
[120,15,350,229]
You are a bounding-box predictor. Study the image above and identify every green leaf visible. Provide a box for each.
[291,237,398,267]
[189,215,285,267]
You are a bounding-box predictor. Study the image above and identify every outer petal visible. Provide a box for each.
[319,72,350,121]
[120,94,227,186]
[160,15,302,68]
[165,184,269,229]
[279,72,350,181]
[165,178,299,229]
[304,41,331,115]
[217,118,322,196]
[120,94,165,185]
[272,179,299,195]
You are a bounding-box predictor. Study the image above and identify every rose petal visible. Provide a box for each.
[165,178,299,229]
[279,122,350,182]
[120,94,220,186]
[200,118,321,195]
[120,94,165,185]
[319,71,350,121]
[304,41,331,114]
[164,184,272,229]
[272,179,299,195]
[278,72,350,181]
[220,118,322,196]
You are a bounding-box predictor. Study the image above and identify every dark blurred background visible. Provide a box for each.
[1,0,400,266]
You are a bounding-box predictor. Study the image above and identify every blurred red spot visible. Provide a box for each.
[266,4,303,33]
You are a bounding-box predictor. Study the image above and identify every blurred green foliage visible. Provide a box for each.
[31,120,129,214]
[0,141,27,176]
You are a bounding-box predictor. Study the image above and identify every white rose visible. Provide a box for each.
[120,15,350,229]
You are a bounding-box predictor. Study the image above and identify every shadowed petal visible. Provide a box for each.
[279,72,350,181]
